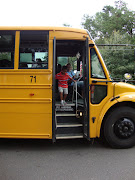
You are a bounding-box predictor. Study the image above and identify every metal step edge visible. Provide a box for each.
[56,103,75,106]
[56,134,84,139]
[56,114,76,117]
[57,123,83,128]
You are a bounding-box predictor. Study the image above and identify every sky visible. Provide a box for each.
[0,0,134,28]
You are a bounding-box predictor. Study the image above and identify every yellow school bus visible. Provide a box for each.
[0,26,135,148]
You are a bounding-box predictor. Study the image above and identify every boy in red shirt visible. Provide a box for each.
[55,65,75,106]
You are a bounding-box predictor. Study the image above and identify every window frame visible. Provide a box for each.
[91,84,107,104]
[19,30,49,69]
[90,48,106,79]
[0,30,15,69]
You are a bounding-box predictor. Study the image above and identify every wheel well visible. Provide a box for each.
[100,101,135,137]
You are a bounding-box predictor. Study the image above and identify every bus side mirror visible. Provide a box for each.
[124,73,132,80]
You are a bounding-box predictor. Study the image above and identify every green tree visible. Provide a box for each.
[82,0,135,40]
[82,0,135,79]
[98,31,134,79]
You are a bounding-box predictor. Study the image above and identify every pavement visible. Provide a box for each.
[0,138,135,180]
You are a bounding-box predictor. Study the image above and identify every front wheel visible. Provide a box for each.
[104,106,135,148]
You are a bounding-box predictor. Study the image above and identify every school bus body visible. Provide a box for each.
[0,26,135,148]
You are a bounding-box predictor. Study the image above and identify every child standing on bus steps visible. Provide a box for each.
[55,66,76,106]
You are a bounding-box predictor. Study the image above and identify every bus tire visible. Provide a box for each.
[104,106,135,148]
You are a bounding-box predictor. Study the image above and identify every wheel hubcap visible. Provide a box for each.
[114,118,134,138]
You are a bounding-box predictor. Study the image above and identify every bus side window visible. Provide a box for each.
[19,31,49,69]
[90,48,106,79]
[0,31,15,69]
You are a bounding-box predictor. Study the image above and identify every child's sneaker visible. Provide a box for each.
[63,101,67,106]
[61,101,64,106]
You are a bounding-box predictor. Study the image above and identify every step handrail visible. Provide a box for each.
[75,82,77,114]
[72,81,83,115]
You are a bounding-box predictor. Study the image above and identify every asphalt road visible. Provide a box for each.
[0,138,135,180]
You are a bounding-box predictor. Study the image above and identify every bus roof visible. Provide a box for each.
[0,26,88,34]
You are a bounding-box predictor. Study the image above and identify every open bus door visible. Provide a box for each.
[52,37,90,140]
[52,37,56,142]
[83,37,90,140]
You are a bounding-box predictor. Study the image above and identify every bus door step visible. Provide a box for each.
[56,112,83,139]
[56,133,83,139]
[55,103,75,112]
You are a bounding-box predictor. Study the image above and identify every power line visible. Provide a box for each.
[96,44,135,47]
[98,49,134,51]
